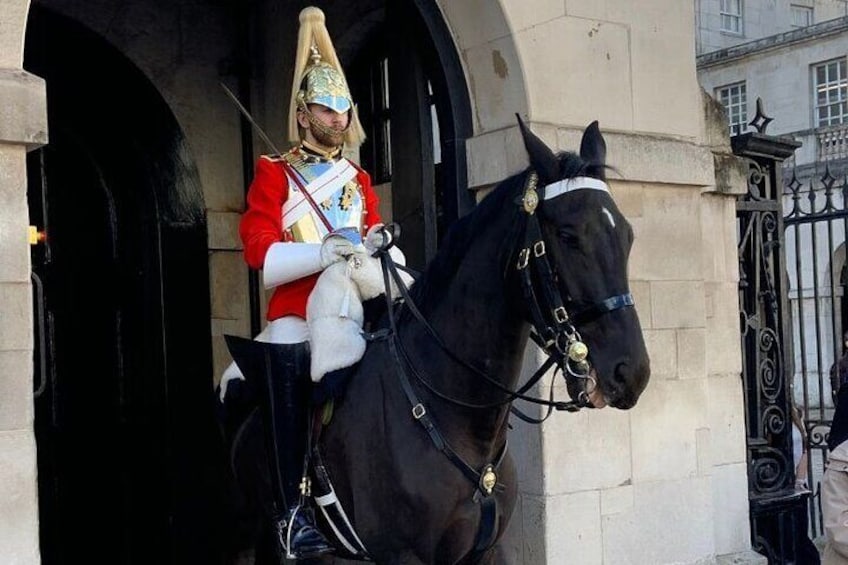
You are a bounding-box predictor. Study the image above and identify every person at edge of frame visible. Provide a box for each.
[217,6,398,561]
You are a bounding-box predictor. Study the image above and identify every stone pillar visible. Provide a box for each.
[0,68,48,564]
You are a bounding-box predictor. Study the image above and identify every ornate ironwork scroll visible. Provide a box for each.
[733,128,803,563]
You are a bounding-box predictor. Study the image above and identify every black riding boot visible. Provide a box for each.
[225,335,333,561]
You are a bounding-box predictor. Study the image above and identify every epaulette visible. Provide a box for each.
[260,154,284,162]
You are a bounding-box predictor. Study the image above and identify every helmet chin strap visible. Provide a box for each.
[298,101,349,149]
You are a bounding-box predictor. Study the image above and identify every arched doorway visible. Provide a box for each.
[25,7,222,564]
[341,0,473,270]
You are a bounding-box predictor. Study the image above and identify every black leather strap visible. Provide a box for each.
[380,256,507,493]
[569,293,634,325]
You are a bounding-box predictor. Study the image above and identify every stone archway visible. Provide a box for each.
[0,0,47,562]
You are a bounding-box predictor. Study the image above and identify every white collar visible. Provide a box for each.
[543,176,609,200]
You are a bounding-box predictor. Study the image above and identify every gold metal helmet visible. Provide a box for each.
[287,7,366,148]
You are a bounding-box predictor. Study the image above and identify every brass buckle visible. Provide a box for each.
[554,307,569,324]
[517,248,530,270]
[412,404,427,420]
[533,240,546,257]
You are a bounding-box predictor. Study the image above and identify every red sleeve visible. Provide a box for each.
[240,158,289,270]
[357,169,383,231]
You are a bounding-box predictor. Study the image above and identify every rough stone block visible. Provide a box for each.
[437,0,512,50]
[0,430,40,565]
[602,477,714,565]
[209,251,249,320]
[696,427,712,476]
[557,129,716,186]
[566,0,692,32]
[372,182,393,223]
[630,280,652,329]
[543,407,631,494]
[650,281,706,329]
[0,148,30,283]
[707,373,747,466]
[518,494,548,565]
[545,490,602,565]
[191,116,244,213]
[517,17,634,132]
[210,318,250,388]
[508,412,545,495]
[0,283,31,351]
[705,282,743,375]
[466,129,509,189]
[601,484,634,516]
[0,350,32,432]
[630,27,701,138]
[716,549,768,564]
[502,0,564,33]
[608,181,645,219]
[629,186,704,282]
[0,70,47,148]
[678,328,707,379]
[713,463,752,556]
[631,379,708,482]
[462,37,529,133]
[208,211,242,251]
[643,329,677,379]
[701,194,740,283]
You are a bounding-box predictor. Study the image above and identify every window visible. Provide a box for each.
[716,82,748,136]
[791,5,813,28]
[720,0,743,34]
[814,59,848,127]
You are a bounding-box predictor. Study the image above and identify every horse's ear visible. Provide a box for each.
[516,113,559,183]
[579,120,606,170]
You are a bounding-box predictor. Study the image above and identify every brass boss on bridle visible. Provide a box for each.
[515,171,635,407]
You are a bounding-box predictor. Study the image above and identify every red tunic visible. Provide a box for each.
[239,154,382,321]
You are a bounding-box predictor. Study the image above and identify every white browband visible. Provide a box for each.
[543,176,609,200]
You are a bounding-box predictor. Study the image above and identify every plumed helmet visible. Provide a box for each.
[287,7,365,148]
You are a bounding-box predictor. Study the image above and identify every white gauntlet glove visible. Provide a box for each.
[320,234,356,268]
[364,223,393,254]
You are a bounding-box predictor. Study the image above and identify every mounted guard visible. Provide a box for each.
[218,6,395,560]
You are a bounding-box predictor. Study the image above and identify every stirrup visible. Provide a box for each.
[275,505,334,560]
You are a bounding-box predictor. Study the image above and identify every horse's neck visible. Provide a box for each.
[413,226,528,451]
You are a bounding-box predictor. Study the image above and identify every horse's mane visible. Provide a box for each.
[406,151,590,310]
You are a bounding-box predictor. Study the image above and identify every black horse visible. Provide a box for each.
[221,119,650,564]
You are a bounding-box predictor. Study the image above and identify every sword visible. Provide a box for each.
[220,82,283,157]
[221,82,335,233]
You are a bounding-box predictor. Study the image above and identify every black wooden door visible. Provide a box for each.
[350,0,473,271]
[25,8,224,564]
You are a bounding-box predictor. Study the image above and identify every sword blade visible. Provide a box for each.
[220,82,283,156]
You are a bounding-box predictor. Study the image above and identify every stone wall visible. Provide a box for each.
[0,1,47,559]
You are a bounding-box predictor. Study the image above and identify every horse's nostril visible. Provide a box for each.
[614,363,630,383]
